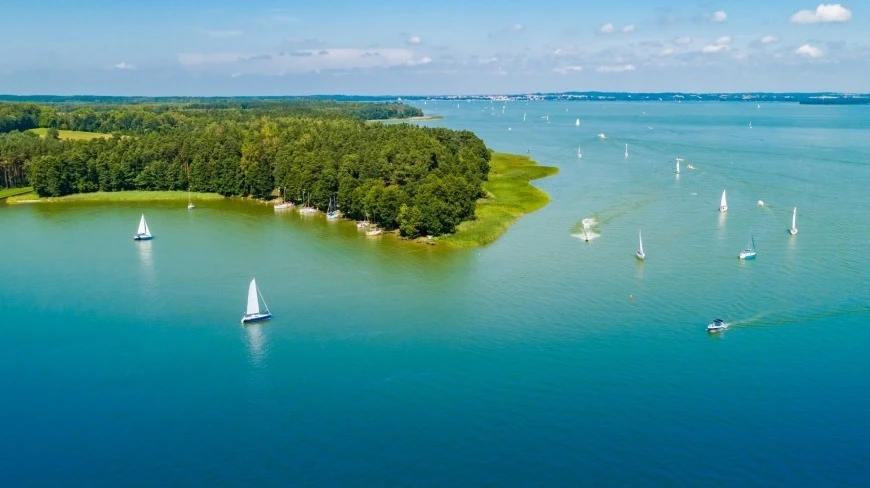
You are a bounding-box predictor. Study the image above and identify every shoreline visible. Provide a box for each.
[5,152,556,249]
[367,115,443,124]
[6,190,224,204]
[438,152,558,248]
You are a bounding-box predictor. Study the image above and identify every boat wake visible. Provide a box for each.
[571,218,600,241]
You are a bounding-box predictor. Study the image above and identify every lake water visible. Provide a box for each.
[2,101,869,486]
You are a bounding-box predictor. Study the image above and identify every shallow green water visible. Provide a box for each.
[2,101,869,486]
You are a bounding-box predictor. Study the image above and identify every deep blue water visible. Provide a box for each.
[2,101,869,486]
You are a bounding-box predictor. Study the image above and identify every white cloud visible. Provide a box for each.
[790,4,852,24]
[761,35,780,44]
[201,29,244,38]
[796,44,824,58]
[702,44,729,53]
[230,72,242,78]
[715,36,732,45]
[659,48,675,56]
[553,65,583,75]
[596,64,636,73]
[406,56,432,66]
[599,23,615,34]
[712,10,728,22]
[113,62,136,70]
[621,24,636,33]
[672,36,692,45]
[407,35,421,45]
[509,24,524,32]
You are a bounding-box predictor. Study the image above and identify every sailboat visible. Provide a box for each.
[635,230,645,260]
[299,190,317,215]
[675,158,682,174]
[719,189,728,212]
[624,144,629,158]
[327,194,340,219]
[749,121,753,129]
[274,187,293,210]
[133,214,153,241]
[738,233,757,260]
[789,207,798,235]
[577,145,582,159]
[366,211,383,235]
[241,278,272,324]
[187,189,195,210]
[575,118,580,127]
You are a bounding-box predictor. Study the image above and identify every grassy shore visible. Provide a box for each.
[367,115,444,124]
[0,187,34,199]
[439,152,558,248]
[7,190,224,204]
[28,128,113,140]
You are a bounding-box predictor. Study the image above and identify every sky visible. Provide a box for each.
[1,0,867,95]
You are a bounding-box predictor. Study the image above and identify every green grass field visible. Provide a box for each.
[28,128,113,141]
[440,152,558,248]
[0,187,34,199]
[7,190,224,204]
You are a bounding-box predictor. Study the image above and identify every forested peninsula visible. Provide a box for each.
[0,98,548,242]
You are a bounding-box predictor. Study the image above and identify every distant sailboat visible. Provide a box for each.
[241,278,272,324]
[675,158,682,174]
[575,118,580,127]
[738,233,757,260]
[789,207,798,235]
[133,214,153,241]
[187,189,195,210]
[749,121,753,129]
[719,189,728,212]
[597,133,607,139]
[624,144,629,158]
[635,230,645,260]
[523,113,526,122]
[577,144,582,159]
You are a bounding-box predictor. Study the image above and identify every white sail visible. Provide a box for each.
[792,207,797,229]
[675,159,680,174]
[625,144,629,157]
[246,279,260,315]
[575,118,580,126]
[720,189,728,211]
[137,215,146,235]
[638,231,644,255]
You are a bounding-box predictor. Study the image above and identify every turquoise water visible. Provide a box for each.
[2,102,869,486]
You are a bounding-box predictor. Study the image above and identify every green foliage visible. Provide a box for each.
[3,100,489,236]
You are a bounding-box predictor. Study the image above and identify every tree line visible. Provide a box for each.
[1,100,489,238]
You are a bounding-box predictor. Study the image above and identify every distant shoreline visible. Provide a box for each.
[367,115,443,124]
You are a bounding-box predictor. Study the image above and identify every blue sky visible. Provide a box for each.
[1,1,866,95]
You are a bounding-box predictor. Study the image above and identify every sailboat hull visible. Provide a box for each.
[133,234,153,241]
[636,251,645,260]
[738,251,757,260]
[789,229,798,235]
[241,312,272,324]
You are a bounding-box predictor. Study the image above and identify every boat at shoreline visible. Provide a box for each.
[274,187,293,210]
[187,189,195,210]
[327,194,340,219]
[133,214,153,241]
[707,319,728,332]
[299,190,317,215]
[241,278,272,324]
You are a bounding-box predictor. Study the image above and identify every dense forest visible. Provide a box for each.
[0,100,489,238]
